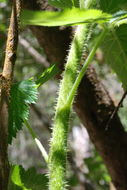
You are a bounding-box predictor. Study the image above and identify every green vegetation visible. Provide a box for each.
[0,0,127,189]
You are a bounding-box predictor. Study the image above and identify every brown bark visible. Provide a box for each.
[22,1,127,189]
[0,92,9,190]
[75,66,127,190]
[0,0,21,189]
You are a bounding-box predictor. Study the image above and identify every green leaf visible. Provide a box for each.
[99,0,127,13]
[21,8,111,27]
[9,165,48,190]
[48,0,79,8]
[10,166,24,189]
[102,24,127,90]
[36,63,60,88]
[8,80,38,144]
[0,0,6,2]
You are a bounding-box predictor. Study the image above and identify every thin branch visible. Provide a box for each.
[31,104,52,133]
[19,36,49,67]
[2,0,21,81]
[0,1,22,189]
[67,28,107,106]
[106,91,127,130]
[24,120,48,163]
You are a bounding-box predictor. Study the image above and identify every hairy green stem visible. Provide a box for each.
[24,120,48,163]
[48,23,91,190]
[67,28,108,106]
[48,0,102,188]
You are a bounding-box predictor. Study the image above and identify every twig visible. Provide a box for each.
[31,104,51,133]
[2,0,21,82]
[105,91,127,130]
[24,120,48,163]
[19,36,49,67]
[0,1,22,189]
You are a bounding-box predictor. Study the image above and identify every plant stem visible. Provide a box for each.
[24,120,36,139]
[67,28,108,106]
[48,0,100,188]
[24,120,48,163]
[0,1,22,189]
[48,23,91,190]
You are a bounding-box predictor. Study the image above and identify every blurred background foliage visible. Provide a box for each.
[1,1,127,190]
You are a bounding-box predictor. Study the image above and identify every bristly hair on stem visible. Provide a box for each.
[48,0,108,189]
[48,2,94,190]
